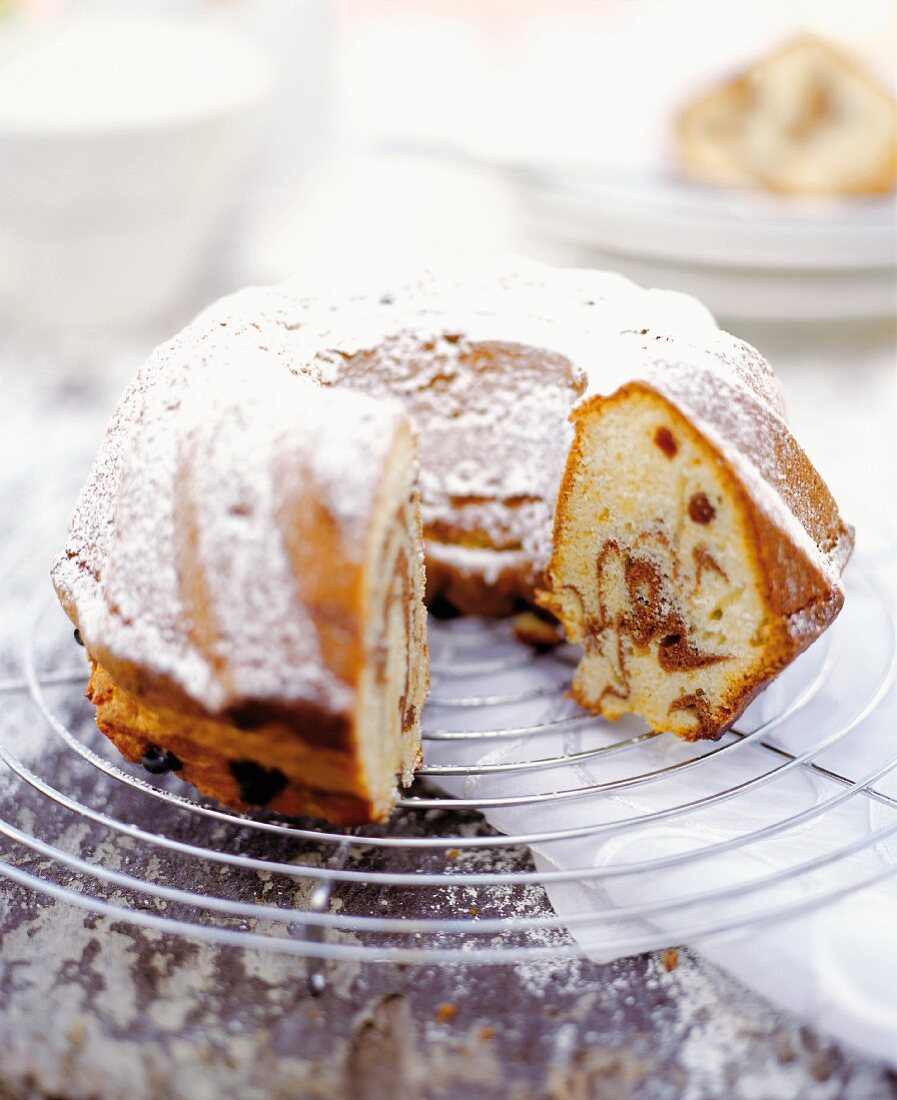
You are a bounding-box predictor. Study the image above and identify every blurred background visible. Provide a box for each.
[0,0,895,547]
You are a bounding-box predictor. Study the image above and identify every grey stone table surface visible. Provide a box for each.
[1,341,896,1100]
[1,780,896,1100]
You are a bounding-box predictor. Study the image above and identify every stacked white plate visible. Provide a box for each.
[514,161,896,322]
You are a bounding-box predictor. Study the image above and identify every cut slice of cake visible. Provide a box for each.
[675,34,897,195]
[539,334,853,740]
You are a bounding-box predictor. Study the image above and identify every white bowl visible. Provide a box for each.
[0,12,272,335]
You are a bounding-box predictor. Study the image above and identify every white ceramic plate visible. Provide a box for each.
[392,138,896,321]
[513,163,896,321]
[515,163,895,271]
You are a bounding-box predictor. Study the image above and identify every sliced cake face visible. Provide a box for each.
[676,35,897,196]
[541,385,811,740]
[348,421,428,814]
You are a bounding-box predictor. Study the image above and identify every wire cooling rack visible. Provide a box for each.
[1,513,896,986]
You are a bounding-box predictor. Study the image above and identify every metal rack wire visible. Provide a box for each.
[1,522,896,983]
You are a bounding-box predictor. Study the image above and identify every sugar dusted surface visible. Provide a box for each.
[53,333,404,714]
[53,258,849,714]
[251,260,725,576]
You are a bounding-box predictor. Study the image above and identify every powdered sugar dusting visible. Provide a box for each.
[266,260,723,580]
[52,259,848,715]
[52,324,405,714]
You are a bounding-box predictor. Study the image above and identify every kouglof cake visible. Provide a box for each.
[52,262,852,820]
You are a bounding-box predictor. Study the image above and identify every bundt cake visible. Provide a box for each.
[675,34,897,195]
[52,261,852,820]
[538,329,854,739]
